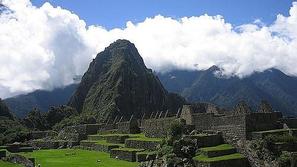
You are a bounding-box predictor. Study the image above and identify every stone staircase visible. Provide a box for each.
[80,131,249,165]
[194,144,248,167]
[79,133,160,162]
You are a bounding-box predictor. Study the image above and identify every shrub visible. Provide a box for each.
[173,138,197,158]
[169,120,183,139]
[278,151,292,167]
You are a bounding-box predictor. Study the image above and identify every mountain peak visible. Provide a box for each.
[109,39,135,48]
[68,40,184,121]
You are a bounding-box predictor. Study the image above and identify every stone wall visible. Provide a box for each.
[184,134,223,148]
[192,113,216,131]
[4,154,35,167]
[0,150,6,158]
[125,140,161,151]
[29,131,57,140]
[98,124,118,133]
[110,149,142,162]
[211,114,247,142]
[180,105,194,125]
[281,118,297,128]
[117,119,140,134]
[181,103,285,142]
[58,124,103,141]
[142,117,178,138]
[194,158,248,167]
[136,152,156,162]
[30,140,78,149]
[246,112,282,133]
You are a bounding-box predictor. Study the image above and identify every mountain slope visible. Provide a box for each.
[158,67,297,116]
[0,99,28,145]
[0,98,15,120]
[5,84,78,118]
[68,39,184,121]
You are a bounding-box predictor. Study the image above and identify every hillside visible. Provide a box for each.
[0,98,15,120]
[158,67,297,116]
[4,84,78,118]
[0,99,28,145]
[68,39,184,121]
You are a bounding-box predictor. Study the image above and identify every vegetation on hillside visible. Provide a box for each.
[23,105,78,131]
[5,84,78,118]
[0,99,28,145]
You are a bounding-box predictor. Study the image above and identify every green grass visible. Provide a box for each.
[194,153,244,162]
[89,133,145,139]
[112,148,145,152]
[200,144,234,152]
[0,161,23,167]
[95,140,124,147]
[126,135,162,142]
[19,149,139,167]
[0,146,8,149]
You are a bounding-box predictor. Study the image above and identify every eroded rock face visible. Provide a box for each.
[233,101,252,115]
[68,39,185,121]
[258,100,273,113]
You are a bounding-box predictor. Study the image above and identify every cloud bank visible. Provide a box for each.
[1,0,297,98]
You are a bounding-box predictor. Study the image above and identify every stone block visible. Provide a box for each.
[125,139,161,151]
[0,150,6,158]
[110,148,145,162]
[201,148,237,158]
[194,158,248,167]
[136,152,157,162]
[185,134,223,148]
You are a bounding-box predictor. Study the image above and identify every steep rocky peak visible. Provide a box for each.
[68,39,184,121]
[98,39,145,67]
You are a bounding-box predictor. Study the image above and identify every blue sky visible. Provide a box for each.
[32,0,293,29]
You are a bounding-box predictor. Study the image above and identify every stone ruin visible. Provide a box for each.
[28,100,297,148]
[7,100,297,167]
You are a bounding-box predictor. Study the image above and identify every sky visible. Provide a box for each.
[31,0,292,29]
[0,0,297,98]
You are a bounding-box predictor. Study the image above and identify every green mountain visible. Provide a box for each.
[158,67,297,116]
[0,99,28,145]
[4,84,78,118]
[68,39,185,121]
[0,98,15,120]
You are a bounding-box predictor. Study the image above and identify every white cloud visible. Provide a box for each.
[1,0,297,98]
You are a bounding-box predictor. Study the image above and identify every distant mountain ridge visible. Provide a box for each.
[157,67,297,116]
[4,84,78,118]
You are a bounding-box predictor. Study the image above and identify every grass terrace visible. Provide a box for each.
[95,139,124,147]
[112,147,145,152]
[194,153,245,162]
[19,149,139,167]
[200,144,234,152]
[0,161,23,167]
[126,135,163,142]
